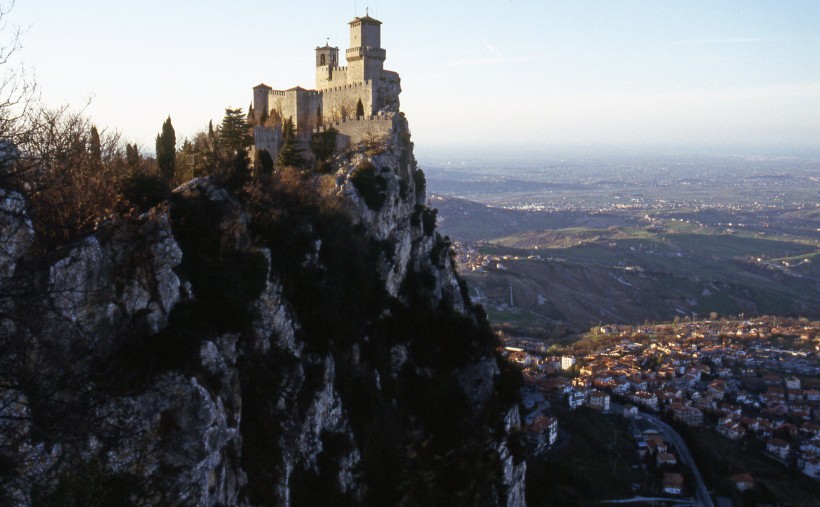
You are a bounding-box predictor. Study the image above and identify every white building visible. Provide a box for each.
[567,390,585,410]
[561,356,576,371]
[587,390,610,412]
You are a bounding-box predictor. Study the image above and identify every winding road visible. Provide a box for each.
[633,412,714,507]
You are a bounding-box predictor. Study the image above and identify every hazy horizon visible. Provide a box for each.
[416,143,820,167]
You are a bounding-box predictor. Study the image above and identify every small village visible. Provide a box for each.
[502,316,820,504]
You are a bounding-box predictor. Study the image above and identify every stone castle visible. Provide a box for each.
[252,14,402,158]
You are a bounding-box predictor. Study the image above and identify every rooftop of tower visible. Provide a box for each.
[348,15,381,25]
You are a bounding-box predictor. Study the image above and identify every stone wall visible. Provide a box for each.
[253,124,282,160]
[320,82,375,123]
[316,65,351,89]
[316,113,395,150]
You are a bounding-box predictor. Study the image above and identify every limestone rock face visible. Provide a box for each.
[0,117,525,506]
[337,114,467,315]
[46,210,183,336]
[0,189,32,279]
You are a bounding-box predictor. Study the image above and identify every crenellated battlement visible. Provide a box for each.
[313,111,395,133]
[319,81,372,93]
[345,46,386,62]
[268,89,323,97]
[312,112,396,150]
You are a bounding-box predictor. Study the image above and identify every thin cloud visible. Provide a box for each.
[481,37,503,58]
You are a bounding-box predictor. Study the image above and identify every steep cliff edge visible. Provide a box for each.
[0,117,525,506]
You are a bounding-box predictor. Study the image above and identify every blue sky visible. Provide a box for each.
[8,1,820,157]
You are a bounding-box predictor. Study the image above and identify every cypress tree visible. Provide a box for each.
[88,126,101,162]
[125,143,140,168]
[257,149,274,176]
[155,116,176,184]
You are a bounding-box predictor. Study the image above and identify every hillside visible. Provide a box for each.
[434,195,820,336]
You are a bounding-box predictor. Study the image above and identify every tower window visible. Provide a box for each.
[320,54,326,65]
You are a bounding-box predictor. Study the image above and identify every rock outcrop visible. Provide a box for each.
[0,116,525,506]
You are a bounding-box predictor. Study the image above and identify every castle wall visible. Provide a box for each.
[316,65,351,90]
[315,113,395,149]
[321,82,375,122]
[253,124,282,161]
[267,90,322,133]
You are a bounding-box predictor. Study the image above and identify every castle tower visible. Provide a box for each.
[315,42,340,68]
[252,83,272,120]
[315,43,340,87]
[346,15,386,83]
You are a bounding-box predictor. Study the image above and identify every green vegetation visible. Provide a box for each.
[350,161,388,210]
[256,148,274,176]
[125,142,140,168]
[527,408,641,505]
[88,125,102,162]
[276,117,305,169]
[155,116,176,184]
[218,107,253,153]
[309,128,338,173]
[119,172,170,212]
[412,167,426,197]
[465,216,818,334]
[171,193,269,331]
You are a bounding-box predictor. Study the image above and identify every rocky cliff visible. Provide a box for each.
[0,115,525,506]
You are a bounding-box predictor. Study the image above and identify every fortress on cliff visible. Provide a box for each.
[251,14,402,158]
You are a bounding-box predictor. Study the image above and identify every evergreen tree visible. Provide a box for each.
[155,116,176,184]
[246,103,255,124]
[356,99,365,118]
[310,128,337,173]
[257,149,274,176]
[88,126,101,162]
[125,143,140,168]
[276,117,305,169]
[219,108,253,153]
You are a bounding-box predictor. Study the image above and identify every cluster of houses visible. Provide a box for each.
[502,317,820,481]
[635,429,686,495]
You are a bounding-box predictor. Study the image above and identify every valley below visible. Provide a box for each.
[424,151,820,337]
